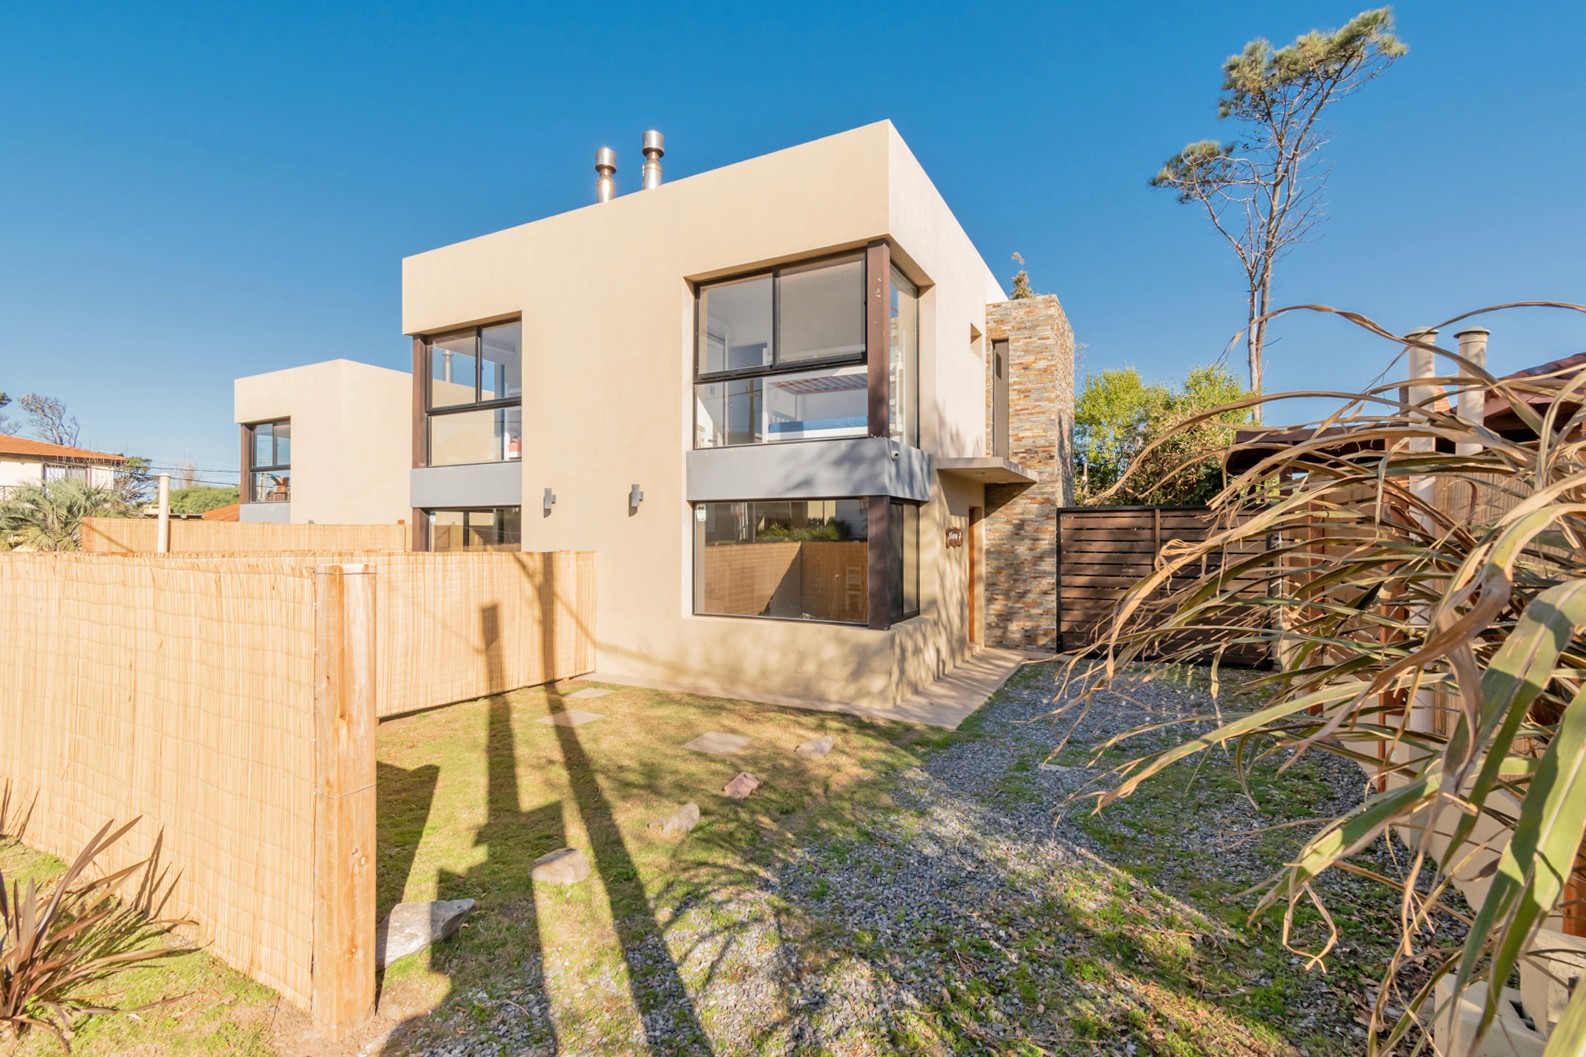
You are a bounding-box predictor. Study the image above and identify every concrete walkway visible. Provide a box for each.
[572,647,1047,732]
[880,647,1038,729]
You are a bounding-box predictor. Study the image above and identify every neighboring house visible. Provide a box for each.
[0,435,125,499]
[233,359,411,525]
[234,122,1076,713]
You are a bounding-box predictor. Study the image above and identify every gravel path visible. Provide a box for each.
[385,663,1420,1056]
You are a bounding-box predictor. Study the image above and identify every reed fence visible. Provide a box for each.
[80,517,408,554]
[0,549,595,1037]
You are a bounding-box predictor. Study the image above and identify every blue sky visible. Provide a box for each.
[5,1,1584,484]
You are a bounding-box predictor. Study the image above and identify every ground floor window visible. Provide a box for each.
[692,497,924,626]
[693,499,869,624]
[891,500,920,622]
[428,507,522,551]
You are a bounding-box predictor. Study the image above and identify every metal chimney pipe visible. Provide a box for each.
[594,147,617,203]
[1454,327,1490,456]
[641,130,664,189]
[1405,328,1440,427]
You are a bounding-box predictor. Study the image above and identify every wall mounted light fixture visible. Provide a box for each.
[543,487,557,517]
[628,483,644,516]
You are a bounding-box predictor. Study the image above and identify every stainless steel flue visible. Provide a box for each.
[641,130,664,189]
[595,147,617,202]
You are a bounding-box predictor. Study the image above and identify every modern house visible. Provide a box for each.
[234,122,1075,713]
[234,359,410,525]
[0,435,125,498]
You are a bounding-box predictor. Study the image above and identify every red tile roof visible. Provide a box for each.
[0,435,127,464]
[201,502,240,522]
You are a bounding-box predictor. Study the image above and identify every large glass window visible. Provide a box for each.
[889,269,919,447]
[428,507,522,551]
[693,499,869,624]
[694,364,868,447]
[425,321,523,466]
[247,419,290,503]
[891,500,920,621]
[695,254,867,447]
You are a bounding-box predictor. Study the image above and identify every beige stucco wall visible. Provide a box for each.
[234,360,411,526]
[402,122,1007,715]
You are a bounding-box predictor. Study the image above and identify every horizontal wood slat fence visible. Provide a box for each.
[0,549,595,1036]
[1057,505,1270,665]
[80,517,408,554]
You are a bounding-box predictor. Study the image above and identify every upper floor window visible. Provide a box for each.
[694,254,868,447]
[889,269,919,447]
[246,419,290,503]
[424,321,523,467]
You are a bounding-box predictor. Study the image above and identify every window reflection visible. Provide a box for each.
[693,499,869,624]
[694,364,867,447]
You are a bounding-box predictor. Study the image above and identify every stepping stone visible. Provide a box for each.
[375,898,475,968]
[795,735,837,758]
[567,687,613,700]
[537,709,605,728]
[1038,763,1090,778]
[723,772,761,800]
[647,801,701,837]
[683,731,751,755]
[530,847,590,885]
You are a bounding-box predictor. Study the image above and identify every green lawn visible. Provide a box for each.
[1,841,279,1057]
[372,680,932,1052]
[2,668,1411,1055]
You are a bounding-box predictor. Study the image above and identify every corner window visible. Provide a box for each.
[693,499,869,624]
[694,255,867,447]
[428,507,522,551]
[246,419,290,503]
[890,500,920,621]
[889,269,919,447]
[424,321,523,466]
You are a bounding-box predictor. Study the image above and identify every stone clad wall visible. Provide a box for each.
[982,295,1074,651]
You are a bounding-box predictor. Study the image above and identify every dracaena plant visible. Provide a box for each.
[1061,302,1586,1055]
[1,812,191,1050]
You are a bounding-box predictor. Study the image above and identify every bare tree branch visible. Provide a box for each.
[1149,8,1407,420]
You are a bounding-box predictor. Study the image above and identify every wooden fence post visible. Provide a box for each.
[311,564,377,1038]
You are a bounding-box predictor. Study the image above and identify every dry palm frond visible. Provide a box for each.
[0,817,191,1050]
[1066,302,1586,1055]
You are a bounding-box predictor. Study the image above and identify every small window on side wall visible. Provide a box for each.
[890,500,920,622]
[246,419,291,503]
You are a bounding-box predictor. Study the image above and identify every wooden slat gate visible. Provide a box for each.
[1057,505,1269,665]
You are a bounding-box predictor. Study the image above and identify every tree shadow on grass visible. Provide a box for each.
[537,559,715,1055]
[378,584,714,1055]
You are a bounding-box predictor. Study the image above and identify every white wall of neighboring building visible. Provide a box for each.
[0,459,118,490]
[0,459,41,489]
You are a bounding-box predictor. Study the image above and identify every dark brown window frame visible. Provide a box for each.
[690,492,920,631]
[692,242,893,448]
[241,418,290,504]
[413,319,524,469]
[692,496,875,627]
[423,505,524,552]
